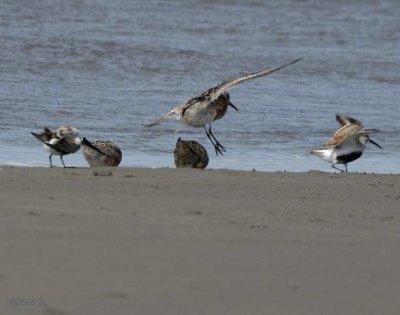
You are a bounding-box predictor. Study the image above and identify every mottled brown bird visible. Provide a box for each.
[81,137,122,167]
[174,138,209,169]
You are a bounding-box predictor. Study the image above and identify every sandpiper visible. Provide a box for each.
[31,126,81,167]
[174,137,209,169]
[146,58,301,155]
[81,137,122,167]
[310,115,382,173]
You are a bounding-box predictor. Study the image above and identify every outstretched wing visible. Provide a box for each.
[324,123,363,147]
[207,58,301,101]
[145,105,183,127]
[336,115,362,127]
[146,58,301,127]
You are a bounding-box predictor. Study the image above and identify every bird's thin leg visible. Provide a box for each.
[331,164,344,173]
[204,126,224,156]
[60,155,66,168]
[205,128,223,156]
[49,154,53,168]
[344,163,348,173]
[208,125,227,153]
[203,126,217,147]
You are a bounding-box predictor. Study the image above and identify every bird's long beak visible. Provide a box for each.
[229,102,239,111]
[369,138,382,149]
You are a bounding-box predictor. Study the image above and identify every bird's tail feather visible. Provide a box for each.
[31,132,44,143]
[310,149,325,157]
[81,137,103,154]
[31,132,40,139]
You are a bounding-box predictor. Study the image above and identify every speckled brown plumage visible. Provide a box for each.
[81,137,122,167]
[174,138,209,169]
[324,115,363,147]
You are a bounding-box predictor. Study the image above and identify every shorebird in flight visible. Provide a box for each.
[81,137,122,167]
[146,58,301,155]
[310,115,382,173]
[174,137,209,169]
[31,126,81,167]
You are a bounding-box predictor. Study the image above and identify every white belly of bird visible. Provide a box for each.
[181,102,214,127]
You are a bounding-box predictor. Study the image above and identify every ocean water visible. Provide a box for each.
[1,0,399,173]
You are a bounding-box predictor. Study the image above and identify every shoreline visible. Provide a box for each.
[1,166,399,314]
[1,164,398,175]
[0,143,395,174]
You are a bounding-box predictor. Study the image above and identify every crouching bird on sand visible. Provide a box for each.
[81,137,122,167]
[174,138,209,169]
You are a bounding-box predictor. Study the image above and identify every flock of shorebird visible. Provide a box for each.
[31,58,382,173]
[31,127,122,167]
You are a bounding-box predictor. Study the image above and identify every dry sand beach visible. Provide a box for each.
[1,166,400,314]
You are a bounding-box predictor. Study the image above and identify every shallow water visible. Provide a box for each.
[1,0,399,172]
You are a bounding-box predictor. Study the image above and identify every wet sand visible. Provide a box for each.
[1,166,399,315]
